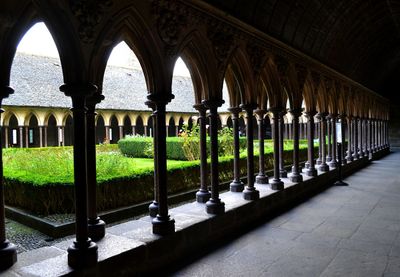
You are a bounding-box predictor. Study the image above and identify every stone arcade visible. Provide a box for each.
[0,0,395,275]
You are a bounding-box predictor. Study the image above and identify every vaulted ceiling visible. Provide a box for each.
[202,0,400,100]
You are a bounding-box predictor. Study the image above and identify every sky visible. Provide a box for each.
[16,22,191,77]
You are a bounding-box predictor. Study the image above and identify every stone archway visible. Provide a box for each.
[110,115,119,143]
[64,115,73,146]
[96,115,106,144]
[47,115,58,146]
[28,115,40,147]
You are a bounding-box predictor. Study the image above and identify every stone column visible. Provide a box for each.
[19,126,23,148]
[25,126,29,147]
[147,94,175,234]
[358,117,364,157]
[105,126,110,143]
[374,119,378,152]
[353,117,359,160]
[131,125,136,136]
[241,104,260,200]
[288,122,292,140]
[339,115,347,165]
[329,114,337,168]
[39,126,43,147]
[0,86,17,270]
[305,111,317,177]
[175,125,179,137]
[368,119,372,157]
[58,126,64,147]
[119,125,123,141]
[228,107,244,192]
[144,125,148,137]
[255,109,268,185]
[44,126,48,147]
[86,94,106,241]
[318,113,329,172]
[346,116,353,161]
[326,115,332,162]
[194,104,212,201]
[203,99,225,214]
[279,111,287,177]
[316,115,323,165]
[289,108,303,183]
[270,108,284,190]
[146,101,159,216]
[60,83,98,269]
[4,126,8,148]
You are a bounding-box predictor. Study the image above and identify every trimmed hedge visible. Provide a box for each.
[119,136,247,161]
[4,146,313,215]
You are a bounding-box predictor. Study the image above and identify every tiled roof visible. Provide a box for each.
[6,53,230,113]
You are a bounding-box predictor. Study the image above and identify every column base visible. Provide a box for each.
[270,179,284,190]
[67,240,98,269]
[229,181,244,192]
[319,163,329,172]
[279,169,287,178]
[88,218,106,241]
[0,241,17,270]
[316,158,322,165]
[326,156,332,162]
[289,173,303,183]
[306,168,318,177]
[152,215,175,235]
[328,161,338,168]
[243,187,260,200]
[304,161,310,169]
[334,180,349,186]
[206,199,225,215]
[196,189,211,203]
[149,201,159,217]
[346,156,353,162]
[255,174,268,184]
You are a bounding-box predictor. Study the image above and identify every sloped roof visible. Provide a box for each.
[5,53,202,113]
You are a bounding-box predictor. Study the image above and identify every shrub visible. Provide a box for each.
[118,136,153,158]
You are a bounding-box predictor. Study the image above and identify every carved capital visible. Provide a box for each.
[207,24,235,66]
[246,43,267,74]
[202,98,224,110]
[0,86,14,101]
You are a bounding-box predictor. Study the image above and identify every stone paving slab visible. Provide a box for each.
[172,150,400,276]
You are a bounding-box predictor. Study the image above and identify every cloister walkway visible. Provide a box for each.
[171,150,400,277]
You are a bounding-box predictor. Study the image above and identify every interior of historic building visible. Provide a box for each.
[0,0,399,276]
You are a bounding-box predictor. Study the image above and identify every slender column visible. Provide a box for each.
[105,126,110,143]
[270,108,284,190]
[318,113,329,172]
[60,83,98,269]
[255,109,268,184]
[339,115,347,165]
[203,99,225,214]
[353,117,359,160]
[195,104,212,201]
[284,122,288,139]
[379,120,383,149]
[288,122,292,140]
[358,117,364,157]
[326,115,332,162]
[279,111,287,177]
[305,111,317,177]
[18,126,23,148]
[228,107,244,192]
[329,114,337,168]
[131,125,136,136]
[39,126,43,147]
[316,115,323,165]
[4,127,8,148]
[386,120,389,148]
[119,125,123,140]
[346,116,353,161]
[175,125,179,137]
[44,126,48,147]
[368,119,372,157]
[299,121,303,140]
[147,94,175,234]
[58,126,63,146]
[86,95,106,241]
[146,101,159,216]
[241,104,259,200]
[364,119,369,157]
[25,126,29,147]
[144,125,148,137]
[374,119,378,152]
[289,108,303,183]
[0,86,17,270]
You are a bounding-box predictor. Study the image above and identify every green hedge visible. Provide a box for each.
[4,147,312,215]
[119,136,247,161]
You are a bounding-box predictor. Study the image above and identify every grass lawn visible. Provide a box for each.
[3,140,309,186]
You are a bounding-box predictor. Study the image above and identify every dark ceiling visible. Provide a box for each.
[202,0,400,100]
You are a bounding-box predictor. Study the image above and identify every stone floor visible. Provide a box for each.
[171,150,400,277]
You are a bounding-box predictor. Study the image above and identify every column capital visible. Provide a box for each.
[145,100,157,111]
[0,86,14,101]
[304,110,317,118]
[202,98,224,109]
[268,107,284,115]
[87,93,105,107]
[337,113,346,119]
[289,108,303,118]
[147,93,175,106]
[228,106,242,115]
[239,103,257,112]
[60,83,97,98]
[328,113,337,119]
[193,103,208,113]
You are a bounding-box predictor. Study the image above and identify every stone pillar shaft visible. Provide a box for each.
[289,109,303,183]
[305,111,317,177]
[318,113,329,172]
[279,111,287,178]
[270,108,284,190]
[255,109,268,184]
[229,107,244,192]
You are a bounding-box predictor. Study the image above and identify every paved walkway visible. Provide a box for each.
[171,150,400,277]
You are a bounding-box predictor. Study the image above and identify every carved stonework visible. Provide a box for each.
[246,42,267,74]
[207,23,235,66]
[295,64,307,89]
[324,77,332,91]
[311,71,321,88]
[70,0,113,44]
[274,55,289,86]
[152,0,188,56]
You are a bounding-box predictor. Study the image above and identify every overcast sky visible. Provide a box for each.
[16,22,190,77]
